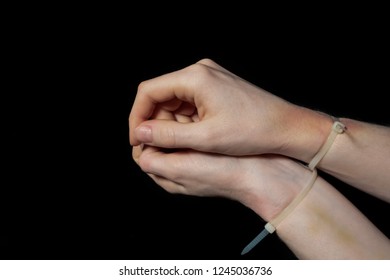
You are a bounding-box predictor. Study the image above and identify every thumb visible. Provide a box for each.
[134,119,208,150]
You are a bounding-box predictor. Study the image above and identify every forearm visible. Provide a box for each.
[319,118,390,202]
[276,175,390,259]
[283,106,390,202]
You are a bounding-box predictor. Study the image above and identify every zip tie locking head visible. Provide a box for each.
[333,121,347,134]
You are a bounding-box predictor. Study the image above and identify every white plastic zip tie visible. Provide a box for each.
[241,119,346,255]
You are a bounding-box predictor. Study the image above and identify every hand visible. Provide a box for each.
[129,58,333,161]
[131,104,310,220]
[133,146,312,222]
[130,59,390,260]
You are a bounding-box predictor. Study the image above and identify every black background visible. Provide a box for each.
[3,5,389,260]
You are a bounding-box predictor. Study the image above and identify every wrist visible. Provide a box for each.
[279,105,334,164]
[239,156,313,222]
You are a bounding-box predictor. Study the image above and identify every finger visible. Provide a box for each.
[146,173,187,195]
[174,114,194,123]
[151,103,196,122]
[134,119,210,150]
[173,102,197,116]
[152,105,195,124]
[138,146,186,182]
[151,105,176,120]
[129,66,199,146]
[132,145,143,165]
[157,99,183,112]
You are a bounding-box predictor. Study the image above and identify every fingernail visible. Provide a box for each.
[135,125,152,143]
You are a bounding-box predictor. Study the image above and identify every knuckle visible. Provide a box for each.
[132,145,144,165]
[186,63,214,84]
[196,58,216,66]
[138,152,153,173]
[136,80,148,93]
[160,126,177,147]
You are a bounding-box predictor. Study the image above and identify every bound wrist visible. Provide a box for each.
[280,105,334,164]
[240,156,313,222]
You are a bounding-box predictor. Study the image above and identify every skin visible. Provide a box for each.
[130,58,331,159]
[133,145,390,259]
[129,59,390,259]
[129,58,390,202]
